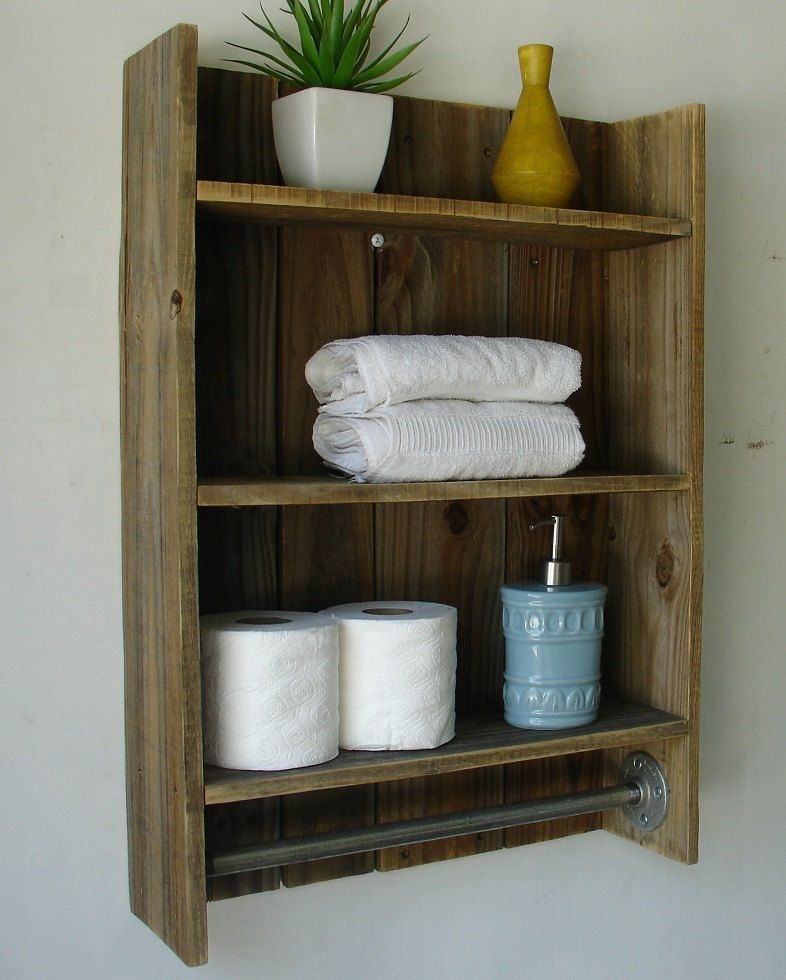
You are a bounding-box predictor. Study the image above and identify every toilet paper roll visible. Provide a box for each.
[322,601,458,751]
[200,610,339,771]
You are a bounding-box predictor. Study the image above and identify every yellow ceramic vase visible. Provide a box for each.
[492,44,580,208]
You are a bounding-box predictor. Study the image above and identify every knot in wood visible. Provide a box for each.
[656,540,675,588]
[444,502,469,536]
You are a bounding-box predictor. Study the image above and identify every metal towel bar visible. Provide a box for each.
[208,751,668,878]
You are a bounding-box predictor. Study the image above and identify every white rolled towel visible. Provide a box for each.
[313,399,585,483]
[305,334,581,412]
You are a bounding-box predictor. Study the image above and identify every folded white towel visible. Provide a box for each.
[305,335,581,413]
[313,400,585,483]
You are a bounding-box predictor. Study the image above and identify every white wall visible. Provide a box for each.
[2,1,784,976]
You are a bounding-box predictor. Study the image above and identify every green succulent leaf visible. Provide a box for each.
[228,0,424,92]
[351,36,425,85]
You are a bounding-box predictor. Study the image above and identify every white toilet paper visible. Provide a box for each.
[200,610,339,771]
[322,601,458,751]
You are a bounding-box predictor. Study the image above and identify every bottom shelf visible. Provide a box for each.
[204,701,687,805]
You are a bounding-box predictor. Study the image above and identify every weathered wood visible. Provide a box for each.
[192,65,285,903]
[371,97,512,869]
[205,798,280,900]
[197,180,692,249]
[203,703,687,804]
[600,104,704,863]
[376,769,504,870]
[194,222,278,477]
[120,24,206,966]
[504,752,604,848]
[196,472,692,506]
[277,224,377,885]
[196,67,278,184]
[123,29,705,960]
[280,787,375,886]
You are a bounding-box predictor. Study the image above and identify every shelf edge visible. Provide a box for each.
[197,473,692,507]
[196,180,692,249]
[205,713,689,805]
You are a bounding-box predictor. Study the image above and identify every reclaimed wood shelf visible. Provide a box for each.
[197,472,692,507]
[205,702,687,804]
[196,179,692,249]
[121,23,704,967]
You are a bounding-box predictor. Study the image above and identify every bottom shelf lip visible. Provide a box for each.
[204,701,688,805]
[197,471,692,507]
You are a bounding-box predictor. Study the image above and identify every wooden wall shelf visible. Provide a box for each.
[196,473,692,507]
[197,179,692,249]
[121,24,704,966]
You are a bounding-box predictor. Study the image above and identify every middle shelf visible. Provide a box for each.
[197,473,692,507]
[204,700,687,805]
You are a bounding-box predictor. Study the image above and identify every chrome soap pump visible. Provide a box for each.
[501,515,607,730]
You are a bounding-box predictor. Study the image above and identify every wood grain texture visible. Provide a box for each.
[372,97,512,869]
[203,703,687,804]
[277,225,377,885]
[120,24,206,966]
[196,473,691,506]
[123,28,706,956]
[504,752,604,847]
[205,798,280,900]
[280,786,375,886]
[376,769,504,870]
[192,65,285,903]
[600,105,704,863]
[195,222,278,477]
[196,67,279,184]
[197,180,691,249]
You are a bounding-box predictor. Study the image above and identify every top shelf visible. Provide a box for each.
[196,180,692,251]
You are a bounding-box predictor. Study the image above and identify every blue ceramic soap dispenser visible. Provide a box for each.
[501,514,607,730]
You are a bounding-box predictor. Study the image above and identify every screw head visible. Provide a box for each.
[371,233,385,249]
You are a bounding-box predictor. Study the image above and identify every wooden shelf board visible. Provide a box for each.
[197,472,691,507]
[196,181,692,250]
[204,702,688,805]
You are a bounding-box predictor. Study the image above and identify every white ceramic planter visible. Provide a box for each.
[271,87,394,193]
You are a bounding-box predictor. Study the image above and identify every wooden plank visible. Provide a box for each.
[372,96,510,870]
[194,222,278,477]
[197,180,692,249]
[280,786,376,887]
[120,24,206,966]
[376,769,503,871]
[504,752,604,848]
[197,473,691,506]
[204,703,687,804]
[602,737,698,864]
[600,104,704,863]
[379,93,507,201]
[205,798,280,900]
[278,224,377,885]
[192,66,284,903]
[196,67,279,184]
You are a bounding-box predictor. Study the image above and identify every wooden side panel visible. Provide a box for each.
[120,25,206,966]
[603,105,705,477]
[601,105,704,862]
